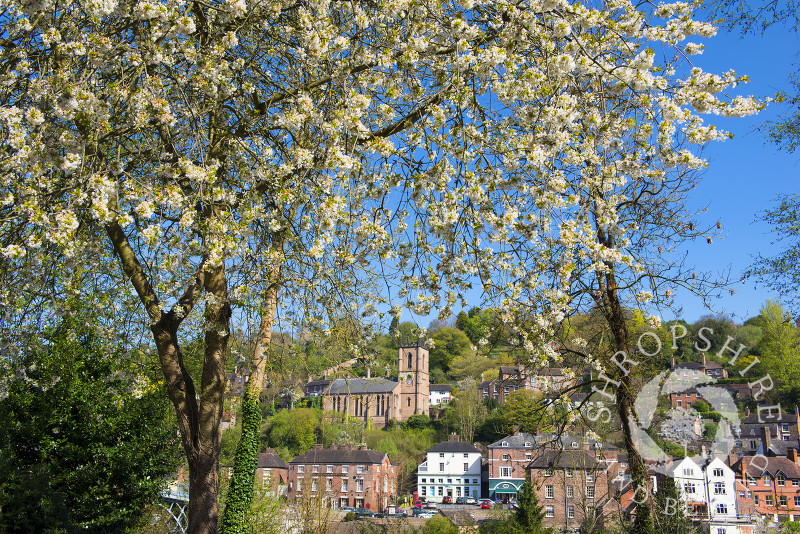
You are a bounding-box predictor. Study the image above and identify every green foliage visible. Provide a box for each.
[692,399,710,413]
[653,474,697,534]
[420,515,458,534]
[499,390,544,435]
[344,512,356,522]
[403,414,432,430]
[262,408,320,457]
[0,312,178,533]
[449,352,495,381]
[755,300,800,399]
[513,481,550,534]
[221,393,262,534]
[703,422,719,441]
[429,327,473,373]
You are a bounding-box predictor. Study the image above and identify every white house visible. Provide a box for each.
[417,436,482,502]
[429,384,452,406]
[670,456,741,534]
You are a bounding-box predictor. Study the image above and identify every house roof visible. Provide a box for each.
[704,360,724,369]
[325,377,398,395]
[428,441,481,454]
[742,412,798,425]
[305,379,331,387]
[528,449,599,470]
[673,362,704,370]
[430,384,452,392]
[733,456,800,479]
[258,451,287,469]
[488,432,539,449]
[289,448,388,465]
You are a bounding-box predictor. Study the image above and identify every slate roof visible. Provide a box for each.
[289,448,388,465]
[430,384,452,392]
[733,456,800,479]
[325,377,398,395]
[673,361,704,370]
[528,449,599,470]
[306,379,331,387]
[704,360,724,369]
[488,432,539,449]
[743,412,799,425]
[428,441,481,454]
[258,451,287,469]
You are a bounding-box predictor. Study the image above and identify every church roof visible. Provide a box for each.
[325,377,398,395]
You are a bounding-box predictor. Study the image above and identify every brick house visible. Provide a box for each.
[670,354,728,381]
[731,448,800,523]
[257,449,289,497]
[487,428,537,500]
[479,365,578,404]
[429,384,452,406]
[528,448,619,532]
[287,444,397,511]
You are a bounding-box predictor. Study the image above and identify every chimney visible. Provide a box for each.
[314,443,324,450]
[671,356,676,369]
[366,367,371,379]
[449,433,460,442]
[790,448,799,465]
[746,406,751,417]
[702,353,707,368]
[513,425,520,436]
[762,426,772,453]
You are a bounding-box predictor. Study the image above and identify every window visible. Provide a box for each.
[716,504,727,515]
[566,468,573,477]
[586,473,594,483]
[420,486,426,497]
[356,480,364,492]
[524,441,532,447]
[456,487,461,497]
[297,478,302,491]
[438,487,443,496]
[407,398,411,407]
[571,442,579,449]
[713,468,724,477]
[545,506,554,518]
[739,491,746,499]
[717,529,726,534]
[464,463,469,471]
[500,467,512,478]
[502,454,510,460]
[794,479,799,487]
[545,485,554,499]
[440,463,445,471]
[780,496,788,507]
[312,478,318,491]
[465,487,470,496]
[342,465,349,474]
[764,474,772,485]
[677,400,682,407]
[342,480,348,491]
[567,485,574,498]
[526,453,532,460]
[327,465,333,473]
[778,473,786,486]
[327,478,333,491]
[750,440,758,449]
[766,494,773,506]
[298,465,305,474]
[714,482,726,495]
[684,483,696,494]
[440,453,445,458]
[313,465,320,473]
[754,495,759,505]
[795,496,800,507]
[501,441,508,447]
[586,486,595,498]
[357,465,365,474]
[464,453,469,458]
[748,476,756,486]
[567,505,575,519]
[545,468,554,477]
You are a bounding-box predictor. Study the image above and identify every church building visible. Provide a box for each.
[321,341,430,428]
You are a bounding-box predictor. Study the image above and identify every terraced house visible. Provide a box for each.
[417,435,482,503]
[287,444,397,511]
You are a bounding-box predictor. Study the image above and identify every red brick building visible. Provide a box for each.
[257,449,289,497]
[287,444,397,511]
[528,448,620,532]
[732,447,800,522]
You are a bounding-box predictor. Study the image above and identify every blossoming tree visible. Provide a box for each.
[0,0,760,532]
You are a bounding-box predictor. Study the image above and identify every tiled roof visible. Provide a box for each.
[258,452,287,469]
[289,448,387,465]
[306,379,331,387]
[488,432,539,449]
[428,441,481,453]
[430,384,452,392]
[673,362,704,369]
[733,456,800,478]
[742,412,798,424]
[528,449,599,470]
[325,377,398,395]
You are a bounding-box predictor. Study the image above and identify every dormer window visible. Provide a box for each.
[571,442,579,449]
[501,441,508,447]
[524,442,531,447]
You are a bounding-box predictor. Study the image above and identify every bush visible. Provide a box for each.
[420,515,458,534]
[403,414,432,430]
[344,512,357,522]
[693,399,710,413]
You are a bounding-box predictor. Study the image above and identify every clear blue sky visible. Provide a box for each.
[671,23,800,323]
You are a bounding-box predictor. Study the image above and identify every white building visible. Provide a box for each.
[429,384,452,406]
[417,436,482,502]
[670,456,742,534]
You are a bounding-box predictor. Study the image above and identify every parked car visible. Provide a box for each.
[424,501,438,509]
[455,497,466,505]
[479,499,493,509]
[353,507,379,518]
[442,496,452,504]
[412,508,437,519]
[464,496,478,505]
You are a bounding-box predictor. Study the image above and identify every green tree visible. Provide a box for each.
[512,481,550,534]
[262,409,320,457]
[448,379,487,443]
[0,312,178,533]
[499,390,545,435]
[429,327,473,374]
[755,300,800,400]
[449,353,495,381]
[653,474,697,534]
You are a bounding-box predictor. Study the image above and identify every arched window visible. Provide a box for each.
[407,352,413,369]
[407,398,411,407]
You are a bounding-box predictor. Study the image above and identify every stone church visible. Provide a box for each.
[321,340,429,428]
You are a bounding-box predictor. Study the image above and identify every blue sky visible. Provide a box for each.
[670,23,800,323]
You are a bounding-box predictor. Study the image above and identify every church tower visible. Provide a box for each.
[398,339,430,418]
